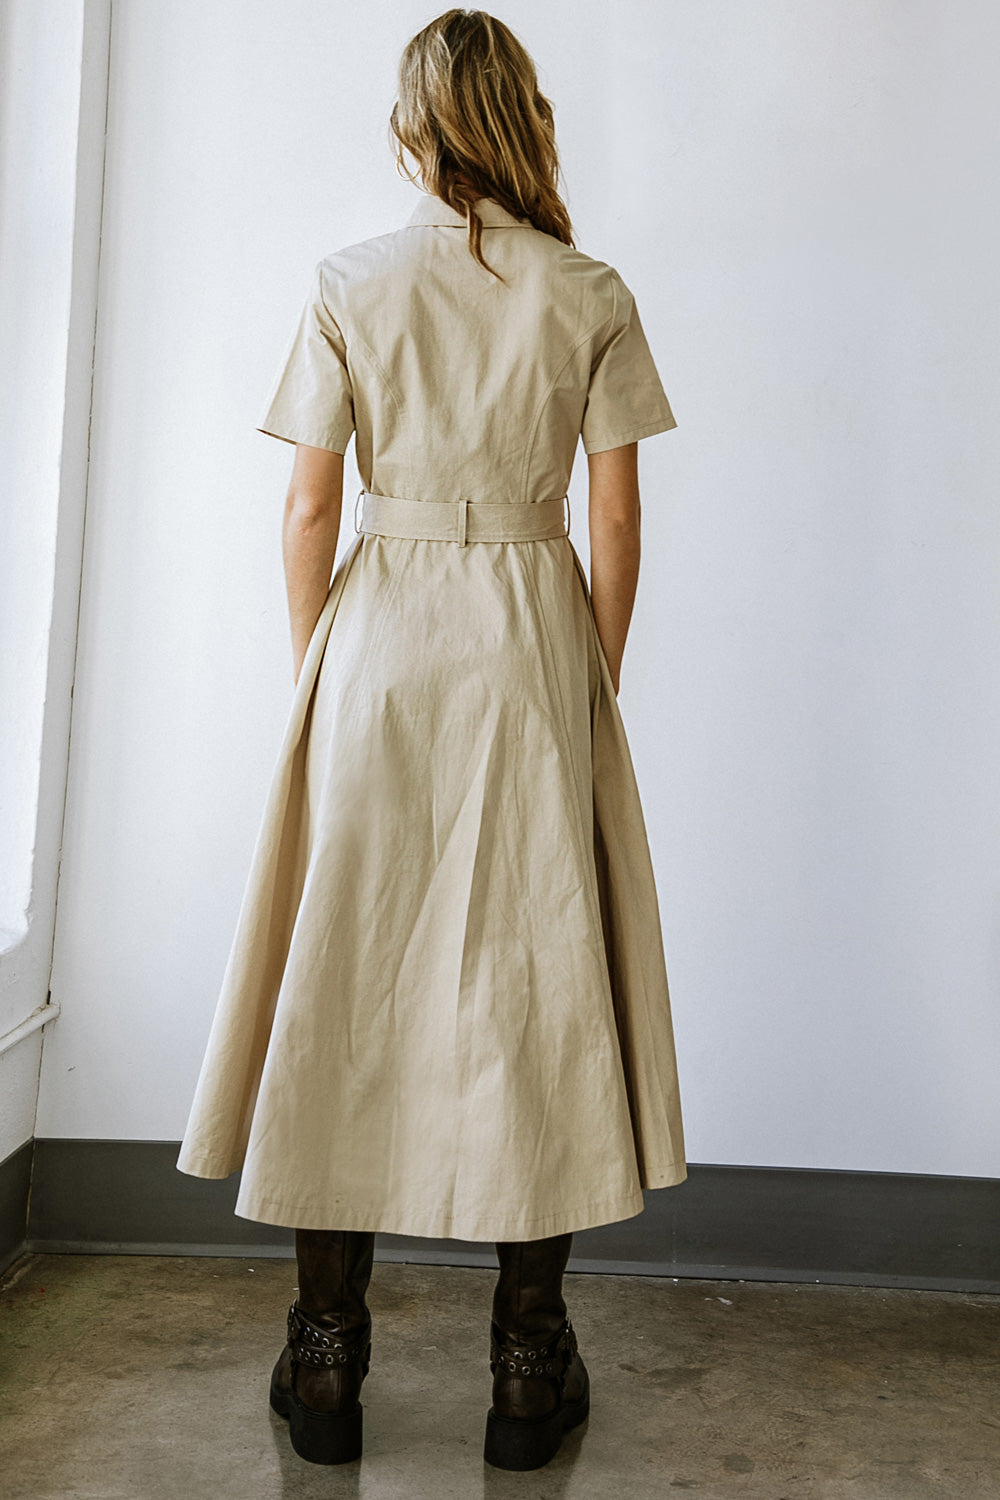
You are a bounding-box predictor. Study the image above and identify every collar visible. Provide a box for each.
[404,193,532,229]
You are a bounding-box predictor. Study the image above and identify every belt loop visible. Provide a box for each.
[354,489,365,534]
[458,498,468,546]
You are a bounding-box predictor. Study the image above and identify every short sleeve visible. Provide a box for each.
[256,259,355,453]
[580,269,678,455]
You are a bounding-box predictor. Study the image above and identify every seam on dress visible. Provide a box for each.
[351,336,411,490]
[311,262,358,451]
[256,421,354,454]
[582,412,678,455]
[318,269,410,493]
[334,536,412,745]
[565,539,608,744]
[591,269,620,365]
[518,300,617,503]
[520,550,611,978]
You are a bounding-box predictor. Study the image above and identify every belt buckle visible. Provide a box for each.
[563,494,571,538]
[354,489,365,535]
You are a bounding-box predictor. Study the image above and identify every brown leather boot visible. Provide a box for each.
[270,1228,376,1464]
[484,1232,590,1470]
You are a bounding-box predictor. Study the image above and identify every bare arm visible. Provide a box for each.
[587,442,641,696]
[282,444,345,683]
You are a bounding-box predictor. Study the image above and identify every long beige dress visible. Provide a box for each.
[176,193,687,1241]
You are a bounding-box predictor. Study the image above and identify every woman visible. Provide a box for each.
[177,6,686,1473]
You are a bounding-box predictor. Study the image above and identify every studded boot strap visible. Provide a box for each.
[489,1316,578,1380]
[286,1301,372,1374]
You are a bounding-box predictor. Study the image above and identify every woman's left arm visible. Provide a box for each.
[282,444,345,684]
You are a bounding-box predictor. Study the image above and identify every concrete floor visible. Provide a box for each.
[0,1253,997,1499]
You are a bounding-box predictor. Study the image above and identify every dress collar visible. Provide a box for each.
[404,193,531,229]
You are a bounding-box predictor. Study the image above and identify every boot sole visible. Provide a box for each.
[270,1373,364,1465]
[483,1369,590,1471]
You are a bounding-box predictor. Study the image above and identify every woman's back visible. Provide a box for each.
[259,193,675,503]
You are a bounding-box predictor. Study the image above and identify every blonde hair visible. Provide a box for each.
[390,9,574,281]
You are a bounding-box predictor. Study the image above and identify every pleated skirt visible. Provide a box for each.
[176,527,686,1240]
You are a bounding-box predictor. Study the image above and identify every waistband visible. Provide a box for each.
[354,490,570,545]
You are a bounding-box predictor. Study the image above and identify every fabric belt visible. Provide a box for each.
[354,490,570,545]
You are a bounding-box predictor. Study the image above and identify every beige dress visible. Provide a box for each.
[176,193,687,1241]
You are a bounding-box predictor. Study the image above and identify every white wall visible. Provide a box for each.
[0,0,109,1163]
[35,0,1000,1178]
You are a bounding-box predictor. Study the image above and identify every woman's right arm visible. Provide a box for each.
[587,441,641,696]
[282,443,345,684]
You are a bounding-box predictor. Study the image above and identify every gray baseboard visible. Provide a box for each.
[2,1137,998,1292]
[0,1139,33,1276]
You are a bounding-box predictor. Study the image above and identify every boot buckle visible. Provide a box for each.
[286,1301,372,1373]
[489,1316,577,1380]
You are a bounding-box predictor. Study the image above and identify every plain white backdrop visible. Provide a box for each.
[13,1,1000,1178]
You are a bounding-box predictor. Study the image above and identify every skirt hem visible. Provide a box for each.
[226,1183,657,1241]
